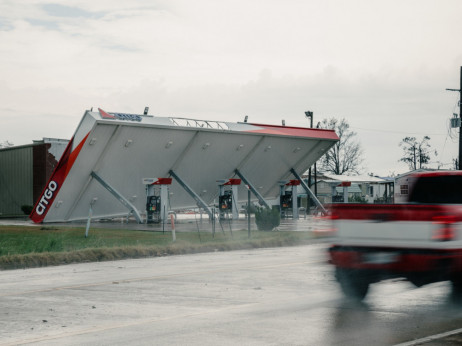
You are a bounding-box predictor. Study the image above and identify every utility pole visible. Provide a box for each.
[446,66,462,170]
[305,111,314,188]
[304,111,318,214]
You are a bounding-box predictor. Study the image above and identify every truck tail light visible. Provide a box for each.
[432,215,456,241]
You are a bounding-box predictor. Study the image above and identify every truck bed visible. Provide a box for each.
[330,203,462,249]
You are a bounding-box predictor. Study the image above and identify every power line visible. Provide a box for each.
[351,126,446,136]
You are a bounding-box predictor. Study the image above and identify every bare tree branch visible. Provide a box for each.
[318,118,363,175]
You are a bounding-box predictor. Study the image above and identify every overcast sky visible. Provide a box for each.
[1,0,461,176]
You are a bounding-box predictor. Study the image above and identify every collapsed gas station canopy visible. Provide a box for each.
[30,109,338,223]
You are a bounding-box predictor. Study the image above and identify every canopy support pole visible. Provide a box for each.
[90,171,143,223]
[234,169,270,208]
[290,168,327,215]
[168,170,213,219]
[85,199,96,238]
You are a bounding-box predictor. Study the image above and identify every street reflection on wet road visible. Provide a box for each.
[328,278,462,345]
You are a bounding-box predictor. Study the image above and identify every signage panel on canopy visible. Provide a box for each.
[30,108,338,223]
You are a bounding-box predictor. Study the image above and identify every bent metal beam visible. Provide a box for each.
[90,171,143,223]
[290,168,327,215]
[168,169,213,219]
[234,169,270,208]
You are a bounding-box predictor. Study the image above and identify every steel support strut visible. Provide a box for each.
[90,171,143,223]
[168,170,213,219]
[234,169,270,208]
[290,168,327,215]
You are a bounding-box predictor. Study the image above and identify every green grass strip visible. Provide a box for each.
[0,225,317,270]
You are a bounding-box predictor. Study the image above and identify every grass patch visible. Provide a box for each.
[0,225,315,270]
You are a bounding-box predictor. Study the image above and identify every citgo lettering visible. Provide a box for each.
[113,113,142,122]
[36,181,58,215]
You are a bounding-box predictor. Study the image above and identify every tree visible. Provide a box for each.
[398,136,437,170]
[0,140,13,148]
[318,118,363,175]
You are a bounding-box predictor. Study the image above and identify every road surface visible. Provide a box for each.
[1,244,462,345]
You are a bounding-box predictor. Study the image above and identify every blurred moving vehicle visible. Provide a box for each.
[328,171,462,300]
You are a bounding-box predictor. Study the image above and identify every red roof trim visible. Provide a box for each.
[29,133,89,223]
[247,123,339,140]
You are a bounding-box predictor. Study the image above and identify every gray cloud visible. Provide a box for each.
[0,17,14,31]
[41,4,105,19]
[25,18,59,30]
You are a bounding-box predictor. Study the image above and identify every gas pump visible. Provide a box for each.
[279,180,300,219]
[219,190,233,213]
[217,179,241,220]
[146,195,161,223]
[142,177,172,224]
[280,191,292,218]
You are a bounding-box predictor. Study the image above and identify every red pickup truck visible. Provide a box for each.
[328,171,462,300]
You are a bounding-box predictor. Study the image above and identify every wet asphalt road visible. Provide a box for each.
[1,244,462,345]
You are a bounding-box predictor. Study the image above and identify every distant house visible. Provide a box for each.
[393,169,438,203]
[305,173,394,204]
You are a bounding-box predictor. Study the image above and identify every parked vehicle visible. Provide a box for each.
[328,171,462,300]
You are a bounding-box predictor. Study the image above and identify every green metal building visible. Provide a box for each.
[0,138,68,218]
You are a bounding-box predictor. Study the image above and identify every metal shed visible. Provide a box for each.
[0,138,68,217]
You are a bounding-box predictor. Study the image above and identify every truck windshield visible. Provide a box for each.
[408,175,462,204]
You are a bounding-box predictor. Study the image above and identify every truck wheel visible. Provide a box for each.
[335,268,369,301]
